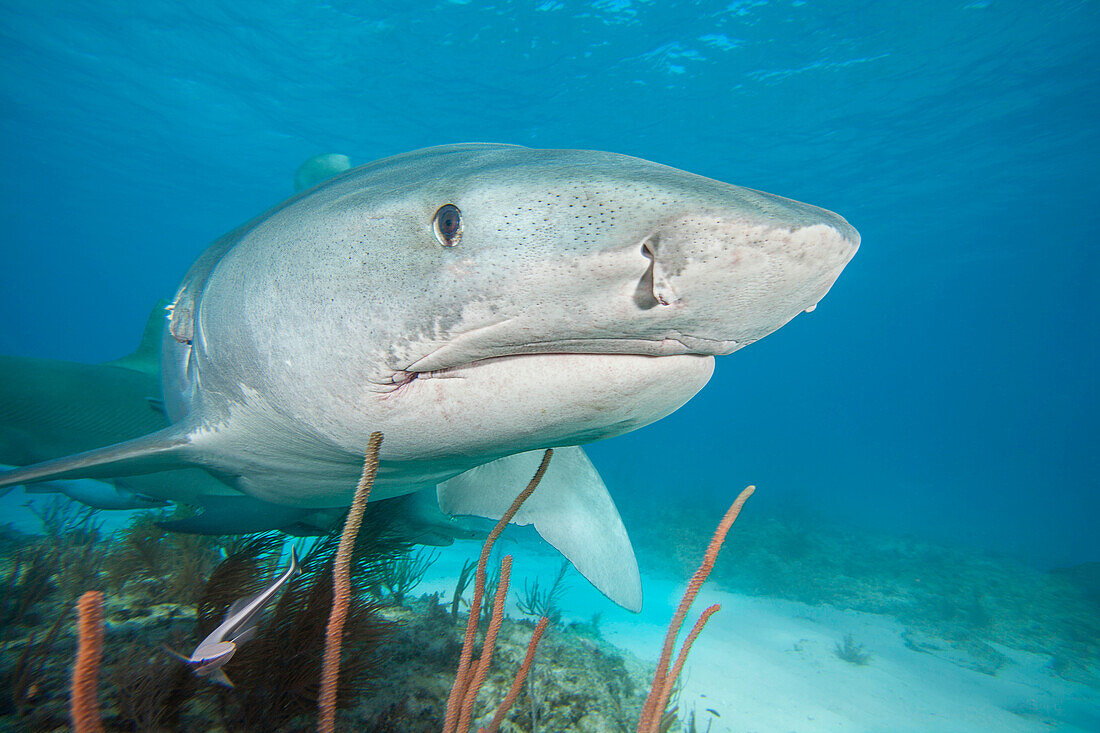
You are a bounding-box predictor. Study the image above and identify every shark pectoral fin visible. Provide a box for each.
[157,495,309,535]
[16,476,170,511]
[0,427,192,490]
[389,488,483,547]
[437,447,643,612]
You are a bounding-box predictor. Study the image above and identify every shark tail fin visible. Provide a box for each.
[104,300,172,374]
[0,427,192,490]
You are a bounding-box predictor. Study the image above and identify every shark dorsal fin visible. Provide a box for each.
[294,153,351,191]
[105,300,171,374]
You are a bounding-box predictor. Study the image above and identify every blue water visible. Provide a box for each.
[2,0,1096,563]
[0,3,1098,729]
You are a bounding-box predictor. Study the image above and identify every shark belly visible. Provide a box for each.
[181,351,713,508]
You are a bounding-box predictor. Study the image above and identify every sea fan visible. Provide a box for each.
[202,505,412,732]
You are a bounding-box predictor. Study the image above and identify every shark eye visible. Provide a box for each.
[433,204,462,247]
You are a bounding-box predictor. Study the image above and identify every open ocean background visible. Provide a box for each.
[1,3,1098,731]
[2,0,1096,564]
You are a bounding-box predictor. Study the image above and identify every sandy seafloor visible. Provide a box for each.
[416,540,1100,733]
[2,486,1097,732]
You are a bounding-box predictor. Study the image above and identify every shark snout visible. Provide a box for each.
[632,206,859,348]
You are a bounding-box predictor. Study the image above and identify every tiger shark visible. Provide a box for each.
[0,143,858,610]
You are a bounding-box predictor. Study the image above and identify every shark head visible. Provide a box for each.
[384,146,859,375]
[190,144,857,487]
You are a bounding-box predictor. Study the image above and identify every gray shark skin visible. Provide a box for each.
[0,303,472,541]
[0,143,858,610]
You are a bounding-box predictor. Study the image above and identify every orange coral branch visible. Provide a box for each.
[652,603,720,723]
[71,590,104,733]
[637,485,755,733]
[483,615,550,733]
[457,554,512,733]
[443,448,553,733]
[318,431,383,733]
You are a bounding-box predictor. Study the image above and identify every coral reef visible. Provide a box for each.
[444,449,553,733]
[377,548,440,604]
[1,453,768,732]
[70,591,105,732]
[1,545,55,633]
[320,431,383,733]
[27,499,106,604]
[204,534,396,732]
[0,483,412,731]
[517,561,570,625]
[102,510,224,606]
[638,485,755,733]
[450,558,477,619]
[355,594,651,732]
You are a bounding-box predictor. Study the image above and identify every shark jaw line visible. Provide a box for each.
[402,332,742,374]
[383,335,739,393]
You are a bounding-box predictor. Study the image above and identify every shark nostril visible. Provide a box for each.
[633,262,658,310]
[633,238,660,310]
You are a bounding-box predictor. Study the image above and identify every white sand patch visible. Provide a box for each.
[420,536,1100,733]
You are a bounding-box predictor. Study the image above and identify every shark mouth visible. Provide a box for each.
[379,336,737,396]
[400,334,741,376]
